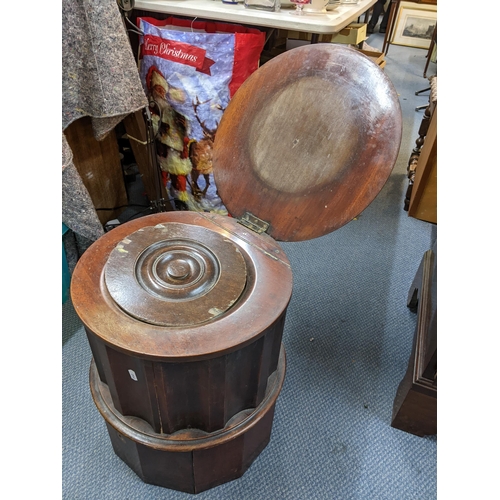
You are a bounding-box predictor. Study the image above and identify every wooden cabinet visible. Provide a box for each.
[64,114,171,228]
[404,75,437,224]
[64,117,128,226]
[71,45,404,493]
[391,244,437,437]
[407,105,437,223]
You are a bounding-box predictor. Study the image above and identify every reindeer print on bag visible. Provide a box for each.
[138,16,265,214]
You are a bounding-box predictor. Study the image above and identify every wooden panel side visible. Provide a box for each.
[408,106,437,224]
[123,111,170,205]
[255,312,286,404]
[224,338,264,421]
[64,117,128,225]
[192,434,245,493]
[136,442,195,493]
[104,347,161,432]
[158,359,225,434]
[391,386,437,437]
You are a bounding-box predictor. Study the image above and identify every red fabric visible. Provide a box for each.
[229,32,265,98]
[137,16,265,97]
[142,34,214,74]
[182,137,190,159]
[171,174,187,192]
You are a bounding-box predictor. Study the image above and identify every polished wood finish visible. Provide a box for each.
[408,105,437,223]
[404,100,432,212]
[71,211,292,361]
[71,211,292,437]
[104,223,248,327]
[90,348,286,493]
[72,43,406,492]
[213,44,402,242]
[85,312,285,434]
[391,246,436,437]
[64,117,128,226]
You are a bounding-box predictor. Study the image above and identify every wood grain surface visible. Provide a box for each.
[213,44,402,241]
[64,117,128,225]
[71,211,293,361]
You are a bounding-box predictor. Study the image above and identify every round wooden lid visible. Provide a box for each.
[70,212,293,361]
[212,44,402,242]
[104,223,247,327]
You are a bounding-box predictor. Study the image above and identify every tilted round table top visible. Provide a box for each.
[213,44,402,242]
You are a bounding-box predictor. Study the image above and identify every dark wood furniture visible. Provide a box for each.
[64,114,171,225]
[64,117,128,227]
[213,44,402,241]
[404,76,437,223]
[71,45,403,493]
[73,210,292,494]
[90,350,285,493]
[391,244,437,437]
[122,110,170,207]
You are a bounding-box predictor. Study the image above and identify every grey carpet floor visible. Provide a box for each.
[62,32,437,499]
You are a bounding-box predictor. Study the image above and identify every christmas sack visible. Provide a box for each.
[137,16,266,214]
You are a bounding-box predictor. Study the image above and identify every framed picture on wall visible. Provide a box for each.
[391,1,437,50]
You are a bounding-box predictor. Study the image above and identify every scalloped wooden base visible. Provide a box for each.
[90,347,286,494]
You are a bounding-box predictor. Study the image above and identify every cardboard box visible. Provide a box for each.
[329,23,367,45]
[355,48,386,69]
[285,38,311,51]
[272,33,386,70]
[280,23,367,45]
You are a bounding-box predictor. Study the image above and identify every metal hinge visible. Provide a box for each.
[237,212,270,234]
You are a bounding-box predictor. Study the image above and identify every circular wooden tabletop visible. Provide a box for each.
[213,44,402,242]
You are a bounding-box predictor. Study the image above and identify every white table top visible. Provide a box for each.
[134,0,377,34]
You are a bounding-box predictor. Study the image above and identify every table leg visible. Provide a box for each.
[423,24,436,78]
[382,0,399,55]
[363,7,372,24]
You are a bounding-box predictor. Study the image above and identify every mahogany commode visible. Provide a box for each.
[71,44,402,494]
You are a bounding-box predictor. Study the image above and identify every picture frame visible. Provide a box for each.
[391,1,437,50]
